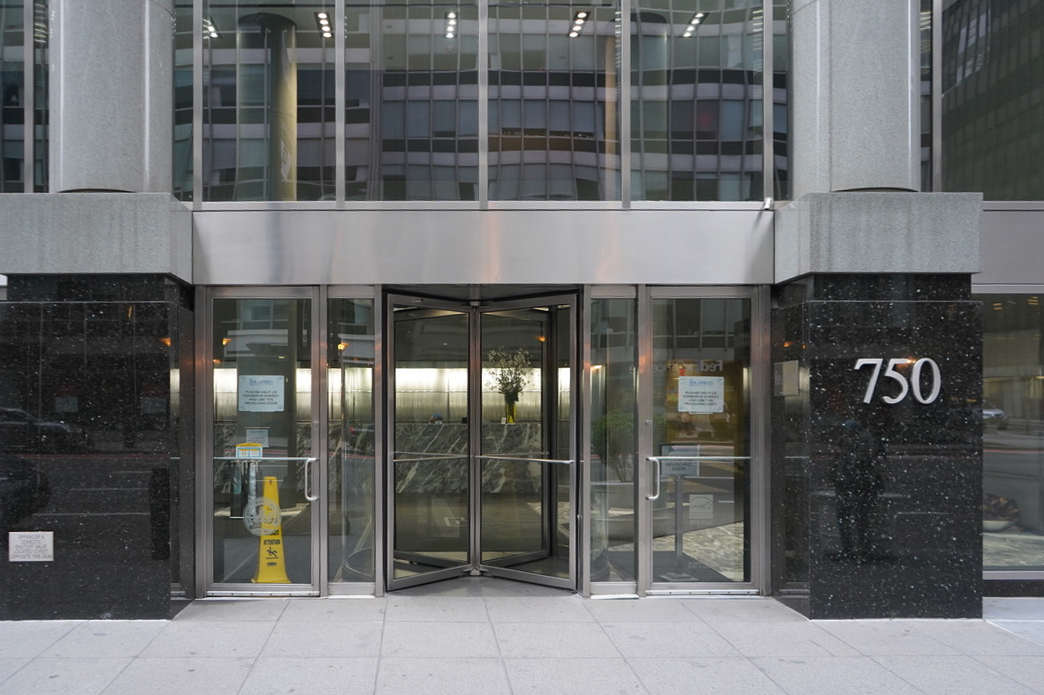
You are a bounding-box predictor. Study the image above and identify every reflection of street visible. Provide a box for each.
[646,521,744,582]
[983,424,1044,569]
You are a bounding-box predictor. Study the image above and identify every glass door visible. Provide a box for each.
[385,293,578,592]
[637,288,757,593]
[386,295,473,589]
[207,289,320,591]
[478,297,577,589]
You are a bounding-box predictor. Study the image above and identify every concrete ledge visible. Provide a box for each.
[775,192,983,283]
[0,193,191,282]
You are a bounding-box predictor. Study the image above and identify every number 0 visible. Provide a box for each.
[911,357,941,404]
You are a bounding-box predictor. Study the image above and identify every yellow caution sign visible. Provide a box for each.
[252,476,291,584]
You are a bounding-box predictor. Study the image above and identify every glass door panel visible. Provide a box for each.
[388,300,472,585]
[649,296,751,584]
[328,298,376,583]
[479,300,575,587]
[211,297,315,586]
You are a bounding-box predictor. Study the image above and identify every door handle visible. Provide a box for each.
[645,456,661,501]
[303,457,319,502]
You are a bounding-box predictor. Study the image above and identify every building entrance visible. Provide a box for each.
[386,293,577,591]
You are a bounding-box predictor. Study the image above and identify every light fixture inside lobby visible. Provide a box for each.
[202,16,219,39]
[445,11,457,40]
[569,10,588,38]
[683,11,704,38]
[315,11,333,39]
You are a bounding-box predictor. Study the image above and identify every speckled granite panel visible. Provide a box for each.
[772,275,982,618]
[0,275,194,619]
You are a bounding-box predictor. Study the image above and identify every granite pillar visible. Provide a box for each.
[0,275,194,619]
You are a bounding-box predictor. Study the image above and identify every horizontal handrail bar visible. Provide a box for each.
[476,455,574,465]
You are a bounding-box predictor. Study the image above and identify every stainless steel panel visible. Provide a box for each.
[635,285,652,596]
[193,209,775,285]
[977,209,1044,286]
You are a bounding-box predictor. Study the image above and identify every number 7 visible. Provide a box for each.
[854,358,883,404]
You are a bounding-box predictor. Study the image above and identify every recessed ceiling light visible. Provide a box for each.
[447,11,457,19]
[317,11,328,20]
[576,10,588,19]
[568,30,578,37]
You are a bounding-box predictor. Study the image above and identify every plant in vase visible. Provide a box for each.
[982,493,1020,532]
[487,347,531,424]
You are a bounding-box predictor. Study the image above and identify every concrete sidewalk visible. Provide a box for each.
[0,581,1042,694]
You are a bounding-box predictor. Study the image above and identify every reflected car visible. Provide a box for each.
[0,407,85,451]
[0,454,50,527]
[982,403,1009,430]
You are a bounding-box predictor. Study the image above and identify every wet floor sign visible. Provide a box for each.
[252,476,291,584]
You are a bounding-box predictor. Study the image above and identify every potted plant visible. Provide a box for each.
[982,493,1020,532]
[487,347,531,424]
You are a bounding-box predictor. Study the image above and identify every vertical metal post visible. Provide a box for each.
[334,0,345,204]
[478,0,489,208]
[468,303,482,571]
[317,286,330,595]
[372,288,385,595]
[750,285,772,594]
[383,292,397,589]
[580,288,593,595]
[619,0,631,208]
[194,286,212,594]
[932,0,942,191]
[23,0,33,192]
[567,296,578,592]
[192,0,202,206]
[635,284,653,595]
[762,0,774,201]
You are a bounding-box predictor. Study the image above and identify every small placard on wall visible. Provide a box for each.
[238,375,285,413]
[9,531,54,562]
[678,376,724,413]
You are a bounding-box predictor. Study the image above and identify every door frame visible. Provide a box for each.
[383,291,581,592]
[195,285,323,596]
[633,285,771,596]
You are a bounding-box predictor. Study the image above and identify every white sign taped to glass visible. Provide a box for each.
[238,375,285,412]
[677,376,724,414]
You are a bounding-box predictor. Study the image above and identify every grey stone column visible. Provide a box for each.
[49,0,174,193]
[791,0,920,196]
[239,13,298,202]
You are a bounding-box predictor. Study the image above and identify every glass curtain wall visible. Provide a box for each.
[630,0,763,201]
[198,0,779,202]
[942,0,1044,199]
[590,297,637,581]
[174,0,193,200]
[0,1,23,192]
[770,0,786,199]
[345,0,479,200]
[980,294,1044,572]
[327,298,376,582]
[202,0,336,201]
[488,0,620,200]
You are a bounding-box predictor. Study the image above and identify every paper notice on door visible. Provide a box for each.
[238,375,285,412]
[677,376,724,413]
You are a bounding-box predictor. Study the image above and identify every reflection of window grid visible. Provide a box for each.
[345,2,479,200]
[631,0,763,201]
[488,1,621,200]
[0,1,24,193]
[174,1,193,200]
[202,2,336,201]
[771,0,787,200]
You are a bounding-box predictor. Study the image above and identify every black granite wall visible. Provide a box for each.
[0,275,195,619]
[771,275,982,618]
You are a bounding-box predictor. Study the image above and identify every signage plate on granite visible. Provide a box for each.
[9,531,54,562]
[238,375,285,412]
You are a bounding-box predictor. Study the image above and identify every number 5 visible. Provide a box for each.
[882,358,910,404]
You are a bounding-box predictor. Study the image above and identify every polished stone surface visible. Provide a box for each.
[0,275,194,619]
[772,274,982,618]
[0,194,191,282]
[1,589,1042,695]
[775,193,982,283]
[50,2,173,192]
[791,0,919,197]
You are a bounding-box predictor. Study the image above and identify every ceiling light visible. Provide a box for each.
[576,10,588,19]
[446,31,455,38]
[448,18,457,25]
[317,11,328,20]
[322,31,332,38]
[210,31,218,38]
[447,11,457,19]
[568,30,579,37]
